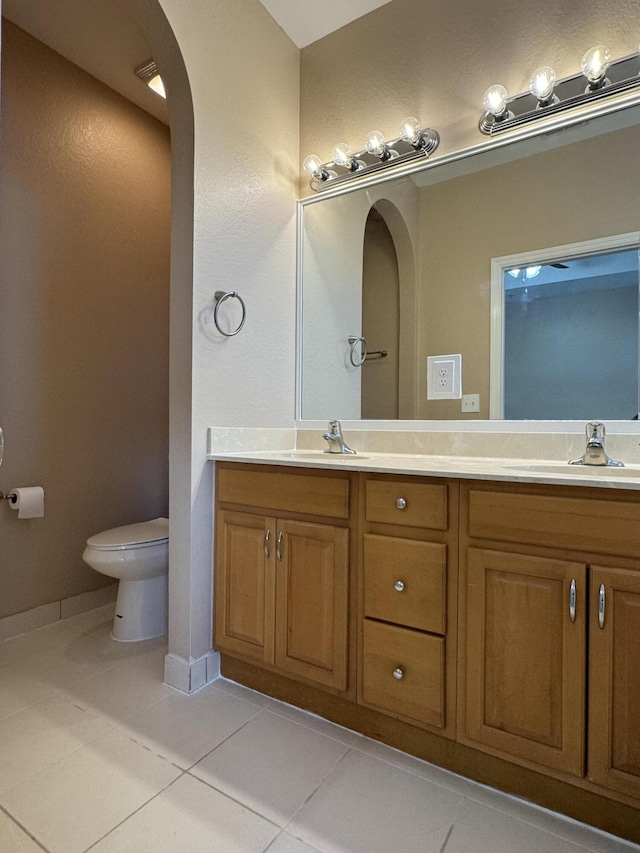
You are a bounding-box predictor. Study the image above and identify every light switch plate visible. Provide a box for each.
[461,393,480,413]
[427,354,462,400]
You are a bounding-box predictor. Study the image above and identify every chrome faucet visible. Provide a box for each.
[323,420,356,454]
[570,422,624,467]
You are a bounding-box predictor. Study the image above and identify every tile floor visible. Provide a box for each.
[0,604,638,853]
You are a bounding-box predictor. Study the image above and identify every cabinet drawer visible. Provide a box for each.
[218,467,349,519]
[468,487,640,558]
[364,535,446,633]
[362,619,445,728]
[366,479,448,529]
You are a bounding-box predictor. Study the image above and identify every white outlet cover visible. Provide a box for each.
[427,354,462,400]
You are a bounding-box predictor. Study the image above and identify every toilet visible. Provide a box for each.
[82,517,169,642]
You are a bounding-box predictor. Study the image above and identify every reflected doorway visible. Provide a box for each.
[361,207,400,419]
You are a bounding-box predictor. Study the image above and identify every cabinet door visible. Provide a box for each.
[462,548,586,776]
[214,510,275,664]
[275,519,349,690]
[588,566,640,799]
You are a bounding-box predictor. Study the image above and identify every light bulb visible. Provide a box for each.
[529,66,556,102]
[482,84,508,117]
[303,154,324,177]
[400,116,422,144]
[581,45,610,85]
[525,266,541,279]
[365,130,388,157]
[332,143,354,169]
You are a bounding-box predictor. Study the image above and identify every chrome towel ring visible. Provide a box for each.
[348,336,367,367]
[214,291,246,337]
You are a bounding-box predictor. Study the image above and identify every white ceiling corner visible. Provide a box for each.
[258,0,394,48]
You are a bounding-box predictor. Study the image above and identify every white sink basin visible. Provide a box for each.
[508,463,640,478]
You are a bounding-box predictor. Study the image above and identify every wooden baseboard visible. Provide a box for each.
[221,655,640,844]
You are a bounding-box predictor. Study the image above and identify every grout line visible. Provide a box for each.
[82,771,187,852]
[439,823,454,853]
[0,804,52,853]
[181,707,264,772]
[184,768,282,829]
[282,746,353,832]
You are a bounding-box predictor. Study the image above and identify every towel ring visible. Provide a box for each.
[348,336,368,367]
[214,291,246,337]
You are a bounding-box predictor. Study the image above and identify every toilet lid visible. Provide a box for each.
[86,517,169,550]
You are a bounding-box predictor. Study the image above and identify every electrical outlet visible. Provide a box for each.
[461,394,480,413]
[427,354,462,399]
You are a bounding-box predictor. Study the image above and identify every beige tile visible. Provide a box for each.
[0,620,83,669]
[462,784,640,853]
[0,664,58,721]
[60,584,117,620]
[69,654,172,725]
[0,728,181,853]
[445,800,627,853]
[353,735,472,796]
[0,601,60,643]
[211,677,275,708]
[0,688,114,793]
[267,700,363,748]
[61,602,116,634]
[268,832,325,853]
[191,710,348,826]
[118,682,261,769]
[288,749,464,853]
[0,809,44,853]
[90,772,279,852]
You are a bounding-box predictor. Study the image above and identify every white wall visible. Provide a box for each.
[135,0,300,689]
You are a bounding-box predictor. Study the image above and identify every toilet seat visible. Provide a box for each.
[86,517,169,551]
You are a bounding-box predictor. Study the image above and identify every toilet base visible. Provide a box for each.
[112,575,168,642]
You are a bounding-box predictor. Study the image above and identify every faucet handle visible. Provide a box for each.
[586,421,605,443]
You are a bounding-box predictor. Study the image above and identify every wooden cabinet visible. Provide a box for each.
[462,548,586,776]
[461,480,640,795]
[359,475,458,736]
[588,566,640,800]
[214,465,351,692]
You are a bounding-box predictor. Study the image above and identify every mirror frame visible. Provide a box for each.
[296,86,640,434]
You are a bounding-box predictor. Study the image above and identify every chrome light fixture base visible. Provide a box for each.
[479,53,640,136]
[309,128,440,192]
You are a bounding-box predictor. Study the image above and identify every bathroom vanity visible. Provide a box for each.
[211,453,640,842]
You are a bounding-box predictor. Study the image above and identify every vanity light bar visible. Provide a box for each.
[479,48,640,135]
[304,118,440,192]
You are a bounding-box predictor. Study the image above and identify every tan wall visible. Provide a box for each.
[0,21,171,618]
[300,0,640,196]
[418,123,640,419]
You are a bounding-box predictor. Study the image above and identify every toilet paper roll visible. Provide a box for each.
[9,487,45,519]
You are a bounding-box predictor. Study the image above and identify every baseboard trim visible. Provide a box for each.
[0,584,118,643]
[164,649,220,693]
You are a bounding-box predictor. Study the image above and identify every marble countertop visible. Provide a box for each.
[207,448,640,490]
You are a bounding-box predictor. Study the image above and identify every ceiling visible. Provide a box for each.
[2,0,392,125]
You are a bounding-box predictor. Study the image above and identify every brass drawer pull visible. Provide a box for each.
[393,667,405,680]
[394,580,405,592]
[395,497,407,510]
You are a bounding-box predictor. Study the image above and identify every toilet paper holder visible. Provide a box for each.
[0,490,17,503]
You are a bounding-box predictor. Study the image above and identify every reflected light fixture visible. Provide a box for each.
[304,116,440,192]
[508,266,542,282]
[479,44,640,135]
[134,59,166,99]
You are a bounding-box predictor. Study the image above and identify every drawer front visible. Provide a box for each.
[364,535,446,633]
[362,619,445,728]
[218,467,349,519]
[468,487,640,558]
[366,479,448,529]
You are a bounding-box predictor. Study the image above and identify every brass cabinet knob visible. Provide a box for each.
[394,580,405,592]
[395,497,407,510]
[393,667,405,680]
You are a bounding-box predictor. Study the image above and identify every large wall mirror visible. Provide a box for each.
[298,108,640,423]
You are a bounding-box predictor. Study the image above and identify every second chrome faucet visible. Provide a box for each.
[323,420,357,454]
